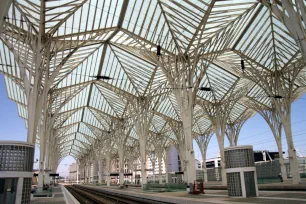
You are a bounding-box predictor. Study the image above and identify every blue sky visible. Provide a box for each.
[0,74,305,177]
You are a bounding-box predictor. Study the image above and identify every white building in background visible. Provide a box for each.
[147,156,166,180]
[81,146,206,184]
[195,159,202,170]
[68,162,78,182]
[167,146,181,172]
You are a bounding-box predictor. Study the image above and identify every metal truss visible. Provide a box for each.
[1,0,306,183]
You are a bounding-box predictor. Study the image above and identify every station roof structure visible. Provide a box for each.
[0,0,306,161]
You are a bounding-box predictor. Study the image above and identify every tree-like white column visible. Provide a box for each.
[98,159,104,184]
[132,96,155,188]
[127,8,254,184]
[262,0,306,61]
[163,145,171,183]
[113,118,132,186]
[195,128,213,183]
[199,86,247,185]
[125,141,140,184]
[147,148,157,183]
[148,132,169,184]
[168,120,187,181]
[100,136,115,187]
[242,58,305,184]
[225,110,253,146]
[248,100,288,180]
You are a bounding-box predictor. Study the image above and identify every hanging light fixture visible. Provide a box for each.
[157,45,161,56]
[89,75,113,80]
[241,59,245,73]
[268,95,283,99]
[199,87,212,91]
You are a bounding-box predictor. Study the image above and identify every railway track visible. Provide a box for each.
[65,185,173,204]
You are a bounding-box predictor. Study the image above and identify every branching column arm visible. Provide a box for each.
[261,0,306,61]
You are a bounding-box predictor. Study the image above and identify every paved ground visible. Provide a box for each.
[31,185,66,204]
[86,185,306,204]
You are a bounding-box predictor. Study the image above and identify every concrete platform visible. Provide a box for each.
[204,180,306,191]
[80,184,306,204]
[30,185,79,204]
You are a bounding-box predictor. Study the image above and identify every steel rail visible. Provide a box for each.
[66,185,174,204]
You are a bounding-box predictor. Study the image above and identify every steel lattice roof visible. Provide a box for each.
[1,0,306,160]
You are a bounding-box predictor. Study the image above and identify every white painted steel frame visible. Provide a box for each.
[0,0,306,186]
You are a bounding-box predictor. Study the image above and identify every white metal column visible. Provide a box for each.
[0,0,12,34]
[15,177,24,204]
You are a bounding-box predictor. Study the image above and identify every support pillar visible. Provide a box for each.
[118,147,125,186]
[0,0,12,34]
[139,138,147,186]
[92,160,98,185]
[158,157,163,184]
[98,160,103,184]
[86,163,90,184]
[106,155,111,187]
[164,151,169,184]
[181,109,196,184]
[38,161,44,187]
[77,162,79,184]
[283,118,300,184]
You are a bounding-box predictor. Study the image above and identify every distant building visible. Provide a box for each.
[147,154,166,181]
[195,159,202,170]
[167,146,180,172]
[68,163,78,182]
[204,150,286,169]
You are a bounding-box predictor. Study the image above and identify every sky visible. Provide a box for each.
[0,74,306,177]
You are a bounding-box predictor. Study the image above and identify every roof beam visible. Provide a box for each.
[106,0,130,42]
[185,0,215,54]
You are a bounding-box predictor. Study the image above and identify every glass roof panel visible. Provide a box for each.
[1,0,306,160]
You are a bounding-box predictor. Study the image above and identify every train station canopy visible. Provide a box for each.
[0,0,306,160]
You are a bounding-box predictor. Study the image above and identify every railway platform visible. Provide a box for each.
[30,184,79,204]
[76,184,306,204]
